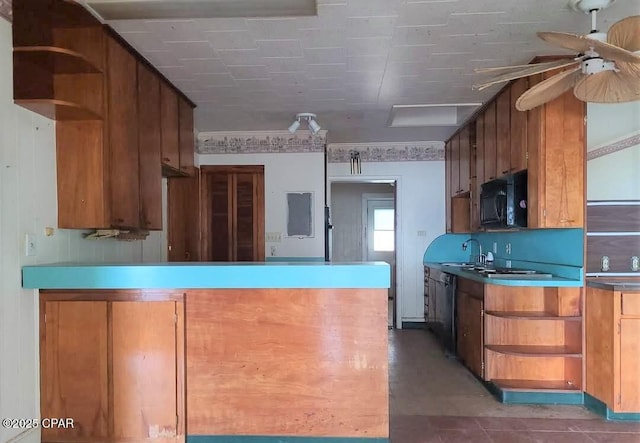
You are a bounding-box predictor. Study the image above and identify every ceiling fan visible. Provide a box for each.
[473,0,640,111]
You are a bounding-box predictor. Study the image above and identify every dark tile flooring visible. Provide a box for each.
[389,330,640,442]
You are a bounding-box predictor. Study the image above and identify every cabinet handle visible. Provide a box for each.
[560,219,575,223]
[502,170,509,174]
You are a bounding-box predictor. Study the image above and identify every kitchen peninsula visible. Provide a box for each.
[23,262,391,443]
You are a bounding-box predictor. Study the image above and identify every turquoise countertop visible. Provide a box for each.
[424,262,582,287]
[22,262,391,290]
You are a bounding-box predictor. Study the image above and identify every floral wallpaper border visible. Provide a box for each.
[197,130,327,154]
[327,142,444,163]
[0,0,11,22]
[587,131,640,161]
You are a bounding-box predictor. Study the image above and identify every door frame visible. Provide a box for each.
[327,177,402,329]
[361,193,395,261]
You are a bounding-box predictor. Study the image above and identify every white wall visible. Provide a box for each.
[197,152,325,258]
[0,19,164,443]
[328,160,445,325]
[587,102,640,200]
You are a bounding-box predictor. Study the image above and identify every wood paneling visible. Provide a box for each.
[112,302,179,440]
[450,196,470,233]
[485,350,570,381]
[451,132,460,195]
[41,301,109,442]
[445,140,452,232]
[509,78,528,173]
[107,35,139,229]
[544,287,581,317]
[160,82,180,171]
[137,62,163,230]
[585,287,616,407]
[185,288,389,438]
[496,88,511,177]
[587,235,640,273]
[483,101,497,181]
[459,125,471,194]
[167,171,201,261]
[620,319,640,411]
[178,97,195,176]
[485,315,581,349]
[484,285,545,312]
[587,203,640,232]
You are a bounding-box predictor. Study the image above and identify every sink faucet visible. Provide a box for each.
[462,238,484,264]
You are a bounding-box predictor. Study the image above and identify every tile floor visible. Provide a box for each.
[389,329,640,442]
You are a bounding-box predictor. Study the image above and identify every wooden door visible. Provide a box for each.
[619,319,640,411]
[107,35,140,229]
[41,301,108,442]
[137,62,163,230]
[234,172,265,261]
[178,97,195,177]
[459,126,471,194]
[160,82,180,171]
[205,171,233,261]
[112,301,182,439]
[167,171,201,261]
[509,78,528,173]
[496,89,511,177]
[483,101,497,181]
[450,133,460,196]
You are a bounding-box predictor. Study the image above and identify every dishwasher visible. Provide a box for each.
[425,267,457,357]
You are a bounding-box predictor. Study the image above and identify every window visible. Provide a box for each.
[373,208,394,251]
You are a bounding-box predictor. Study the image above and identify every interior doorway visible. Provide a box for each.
[330,182,397,328]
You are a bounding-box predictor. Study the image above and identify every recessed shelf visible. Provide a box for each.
[485,311,582,320]
[486,344,582,357]
[492,379,582,392]
[14,47,103,74]
[14,99,102,121]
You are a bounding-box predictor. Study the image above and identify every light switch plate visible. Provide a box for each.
[25,233,37,256]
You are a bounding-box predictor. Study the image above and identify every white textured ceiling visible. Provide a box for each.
[105,0,639,143]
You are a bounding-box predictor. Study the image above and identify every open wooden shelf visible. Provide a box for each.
[14,99,102,121]
[485,344,582,357]
[492,379,581,392]
[485,311,581,320]
[14,47,103,74]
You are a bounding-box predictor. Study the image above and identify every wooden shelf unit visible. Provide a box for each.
[484,285,583,391]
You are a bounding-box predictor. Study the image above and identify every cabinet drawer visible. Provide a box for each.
[622,292,640,316]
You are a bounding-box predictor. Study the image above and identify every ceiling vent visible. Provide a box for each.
[82,0,318,20]
[387,104,481,128]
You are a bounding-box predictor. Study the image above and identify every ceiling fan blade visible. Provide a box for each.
[608,15,640,52]
[515,67,582,111]
[538,31,640,64]
[473,59,579,91]
[474,59,580,74]
[574,70,640,103]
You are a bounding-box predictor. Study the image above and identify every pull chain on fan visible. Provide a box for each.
[473,0,640,111]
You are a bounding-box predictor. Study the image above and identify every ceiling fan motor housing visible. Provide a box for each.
[582,57,616,75]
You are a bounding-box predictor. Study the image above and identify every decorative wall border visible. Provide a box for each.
[327,141,444,163]
[197,130,327,154]
[0,0,11,22]
[587,131,640,161]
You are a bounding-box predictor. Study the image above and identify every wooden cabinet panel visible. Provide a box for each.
[112,301,179,439]
[496,89,511,177]
[445,140,452,233]
[622,293,640,316]
[107,36,139,229]
[160,82,180,171]
[457,290,484,379]
[168,171,201,262]
[509,78,528,173]
[178,97,196,177]
[459,125,471,194]
[41,301,108,442]
[475,113,486,187]
[483,101,497,181]
[137,62,163,230]
[451,133,460,196]
[620,319,640,411]
[451,196,470,233]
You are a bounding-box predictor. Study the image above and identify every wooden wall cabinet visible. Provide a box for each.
[456,277,484,378]
[458,126,471,194]
[445,140,452,233]
[526,71,585,229]
[509,78,528,173]
[483,101,497,182]
[167,170,201,262]
[40,293,185,443]
[496,89,511,177]
[586,286,640,413]
[178,96,196,177]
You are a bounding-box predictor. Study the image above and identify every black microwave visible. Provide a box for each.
[480,170,527,229]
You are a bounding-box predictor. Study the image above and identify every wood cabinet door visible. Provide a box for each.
[445,140,452,233]
[459,126,471,194]
[456,292,484,379]
[483,101,497,181]
[475,113,485,187]
[167,172,201,261]
[41,301,109,442]
[451,133,460,196]
[178,97,195,176]
[107,35,140,229]
[509,78,528,173]
[619,319,640,412]
[137,62,163,230]
[160,82,180,170]
[496,89,511,177]
[112,301,182,439]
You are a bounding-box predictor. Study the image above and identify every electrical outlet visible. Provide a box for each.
[25,233,37,256]
[493,242,498,253]
[601,256,610,272]
[417,230,427,237]
[505,243,512,255]
[505,260,512,268]
[631,256,639,272]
